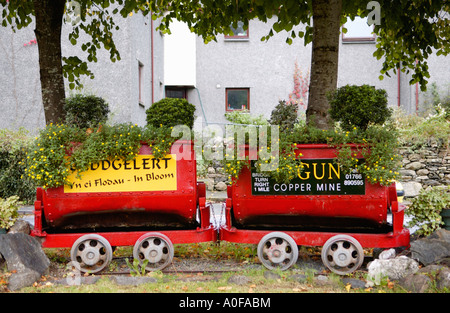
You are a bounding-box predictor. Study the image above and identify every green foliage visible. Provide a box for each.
[225,110,268,125]
[146,98,196,129]
[0,0,154,89]
[425,83,450,119]
[26,124,87,189]
[125,258,149,276]
[406,186,450,237]
[62,57,95,90]
[142,125,179,159]
[0,195,19,230]
[64,94,110,129]
[25,123,176,189]
[148,0,450,91]
[285,122,401,186]
[253,139,301,184]
[331,124,401,186]
[222,120,401,186]
[372,1,450,90]
[395,106,450,148]
[269,100,298,132]
[328,85,392,131]
[0,129,35,203]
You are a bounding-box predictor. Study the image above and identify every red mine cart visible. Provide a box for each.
[220,144,410,274]
[32,141,216,273]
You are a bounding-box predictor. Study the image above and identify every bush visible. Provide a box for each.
[426,82,450,119]
[0,129,35,203]
[0,195,19,230]
[269,100,298,132]
[225,110,268,125]
[146,98,196,128]
[406,186,450,237]
[328,84,392,131]
[395,107,450,148]
[64,94,110,129]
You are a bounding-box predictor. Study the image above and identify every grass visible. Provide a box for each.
[17,267,347,294]
[0,242,420,294]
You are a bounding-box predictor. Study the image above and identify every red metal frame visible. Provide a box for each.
[31,141,217,248]
[39,142,199,230]
[220,199,410,249]
[32,194,217,248]
[220,144,410,250]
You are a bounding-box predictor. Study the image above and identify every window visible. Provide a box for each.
[225,21,249,40]
[165,87,187,100]
[342,16,375,43]
[226,88,249,111]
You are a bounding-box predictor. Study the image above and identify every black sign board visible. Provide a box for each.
[251,159,365,196]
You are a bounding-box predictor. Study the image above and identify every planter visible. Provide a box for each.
[229,143,392,232]
[37,141,201,231]
[441,209,450,231]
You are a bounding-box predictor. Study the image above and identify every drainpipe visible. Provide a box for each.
[397,69,401,108]
[415,60,419,114]
[151,13,154,104]
[415,82,419,114]
[195,87,208,126]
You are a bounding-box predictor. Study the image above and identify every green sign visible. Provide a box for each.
[251,159,365,196]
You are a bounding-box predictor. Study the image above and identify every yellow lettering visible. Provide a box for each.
[328,162,340,179]
[298,162,310,180]
[313,163,325,180]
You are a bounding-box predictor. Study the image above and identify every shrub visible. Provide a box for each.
[328,84,392,131]
[0,129,35,203]
[25,123,178,188]
[425,82,450,119]
[64,94,110,129]
[146,98,196,128]
[225,110,268,125]
[269,100,298,132]
[395,107,450,148]
[406,186,450,237]
[0,195,19,230]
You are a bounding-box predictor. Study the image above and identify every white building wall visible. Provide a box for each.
[164,20,196,87]
[193,18,311,126]
[0,11,162,132]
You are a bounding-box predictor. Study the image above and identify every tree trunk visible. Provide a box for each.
[33,0,66,125]
[306,0,342,130]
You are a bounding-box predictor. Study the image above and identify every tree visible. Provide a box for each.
[2,1,449,128]
[0,0,151,124]
[149,0,450,129]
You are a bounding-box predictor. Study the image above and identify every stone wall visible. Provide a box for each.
[202,162,229,192]
[398,142,450,198]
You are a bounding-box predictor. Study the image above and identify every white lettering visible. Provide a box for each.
[179,297,213,310]
[222,297,271,308]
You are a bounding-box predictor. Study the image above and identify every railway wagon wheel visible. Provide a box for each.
[321,235,364,275]
[257,232,299,271]
[70,234,113,273]
[133,232,174,271]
